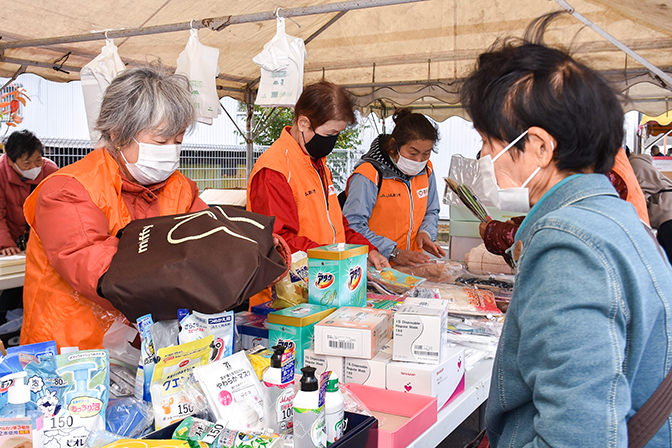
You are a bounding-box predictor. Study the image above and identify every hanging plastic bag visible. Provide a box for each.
[253,17,306,107]
[176,28,221,125]
[80,39,125,142]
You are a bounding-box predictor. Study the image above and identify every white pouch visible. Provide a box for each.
[253,17,306,107]
[176,28,221,125]
[80,40,125,142]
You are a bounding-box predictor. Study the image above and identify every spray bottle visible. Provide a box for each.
[325,373,344,445]
[0,371,43,446]
[262,345,295,433]
[293,366,326,448]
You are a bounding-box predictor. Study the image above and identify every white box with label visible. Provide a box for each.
[303,348,345,380]
[393,305,445,364]
[314,307,392,359]
[386,346,465,410]
[344,340,392,387]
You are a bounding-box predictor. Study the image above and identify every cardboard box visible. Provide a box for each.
[314,307,392,359]
[344,340,392,388]
[394,305,446,364]
[303,348,345,380]
[308,244,368,307]
[386,346,465,410]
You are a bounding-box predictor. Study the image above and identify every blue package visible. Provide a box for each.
[177,308,190,322]
[0,340,58,376]
[135,314,155,402]
[105,397,154,438]
[251,301,277,316]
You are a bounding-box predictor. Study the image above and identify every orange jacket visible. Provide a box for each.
[348,161,432,252]
[248,127,346,245]
[612,148,650,226]
[22,149,197,349]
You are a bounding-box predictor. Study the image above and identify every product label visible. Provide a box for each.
[326,334,356,352]
[413,344,439,360]
[347,265,363,291]
[293,406,326,448]
[326,407,345,445]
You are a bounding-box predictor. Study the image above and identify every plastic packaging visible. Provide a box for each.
[0,340,58,376]
[109,364,136,398]
[272,251,309,309]
[293,367,327,448]
[324,374,344,446]
[0,371,43,446]
[194,351,265,432]
[101,440,196,448]
[407,282,503,316]
[172,416,224,446]
[135,314,156,402]
[85,430,123,448]
[179,311,235,362]
[367,267,425,295]
[106,397,154,438]
[151,320,179,352]
[150,336,213,429]
[261,345,295,433]
[25,349,109,448]
[395,260,467,283]
[103,319,141,370]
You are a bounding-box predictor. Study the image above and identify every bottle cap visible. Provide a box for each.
[326,373,339,393]
[8,374,30,405]
[300,366,318,392]
[271,345,285,369]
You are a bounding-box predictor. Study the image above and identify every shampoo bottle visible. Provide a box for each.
[262,345,295,432]
[293,366,326,448]
[325,373,344,445]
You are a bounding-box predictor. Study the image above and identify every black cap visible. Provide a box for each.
[271,345,285,369]
[300,366,318,392]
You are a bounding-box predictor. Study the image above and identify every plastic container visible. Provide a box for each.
[325,374,345,446]
[293,366,326,448]
[262,345,295,432]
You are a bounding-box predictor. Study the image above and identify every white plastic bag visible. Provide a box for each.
[176,28,221,125]
[80,40,125,142]
[253,17,306,107]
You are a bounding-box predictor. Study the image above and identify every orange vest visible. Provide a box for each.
[22,149,195,349]
[248,127,346,245]
[613,148,650,226]
[349,161,432,252]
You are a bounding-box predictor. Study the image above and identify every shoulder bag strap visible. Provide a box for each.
[627,365,672,447]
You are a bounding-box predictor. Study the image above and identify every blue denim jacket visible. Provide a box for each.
[486,174,672,448]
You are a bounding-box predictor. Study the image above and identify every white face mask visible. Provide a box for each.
[395,154,427,176]
[16,165,42,180]
[475,130,542,213]
[121,139,181,185]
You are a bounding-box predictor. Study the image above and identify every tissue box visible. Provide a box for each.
[308,244,368,307]
[387,346,465,410]
[394,305,446,364]
[314,307,392,359]
[344,340,392,388]
[267,303,336,369]
[303,348,345,380]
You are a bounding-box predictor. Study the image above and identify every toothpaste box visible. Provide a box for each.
[344,340,392,388]
[303,348,345,380]
[386,346,465,410]
[394,305,446,364]
[308,244,368,307]
[314,307,392,359]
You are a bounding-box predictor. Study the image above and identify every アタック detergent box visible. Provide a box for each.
[308,243,368,307]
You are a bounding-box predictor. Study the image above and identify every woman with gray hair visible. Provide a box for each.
[20,66,208,350]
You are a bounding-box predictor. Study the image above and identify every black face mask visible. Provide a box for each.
[302,131,339,159]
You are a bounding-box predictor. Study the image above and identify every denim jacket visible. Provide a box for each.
[486,174,672,448]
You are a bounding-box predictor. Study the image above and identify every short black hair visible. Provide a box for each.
[5,130,44,162]
[383,108,439,157]
[460,19,623,174]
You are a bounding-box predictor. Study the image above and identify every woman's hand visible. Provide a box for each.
[417,231,446,258]
[368,250,390,270]
[0,246,21,256]
[394,249,431,266]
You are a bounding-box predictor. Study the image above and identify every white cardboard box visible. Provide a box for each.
[386,346,465,410]
[344,340,393,388]
[303,348,345,380]
[314,307,392,359]
[394,305,446,364]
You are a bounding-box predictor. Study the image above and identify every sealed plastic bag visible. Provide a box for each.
[80,39,125,142]
[176,28,221,125]
[407,282,502,316]
[272,251,309,309]
[367,267,425,295]
[395,260,467,283]
[253,17,306,107]
[135,314,156,402]
[106,397,154,438]
[178,311,235,361]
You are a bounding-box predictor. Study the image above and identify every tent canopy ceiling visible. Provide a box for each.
[1,0,671,120]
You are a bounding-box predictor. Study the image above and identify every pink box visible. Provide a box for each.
[343,383,437,448]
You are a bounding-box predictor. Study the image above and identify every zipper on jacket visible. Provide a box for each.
[311,164,337,243]
[404,180,414,250]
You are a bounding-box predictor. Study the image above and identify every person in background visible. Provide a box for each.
[629,152,672,262]
[247,81,388,306]
[462,30,672,447]
[0,130,58,256]
[342,108,445,265]
[21,66,208,350]
[667,148,672,157]
[651,145,663,157]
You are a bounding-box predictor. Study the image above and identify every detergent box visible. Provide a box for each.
[267,304,336,369]
[308,243,368,308]
[314,307,392,359]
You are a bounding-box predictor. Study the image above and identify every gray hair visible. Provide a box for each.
[96,66,195,149]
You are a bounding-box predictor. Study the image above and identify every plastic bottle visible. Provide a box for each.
[262,345,295,433]
[325,373,344,445]
[293,366,326,448]
[0,372,43,446]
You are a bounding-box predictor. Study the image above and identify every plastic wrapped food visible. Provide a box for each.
[395,260,467,283]
[407,282,502,316]
[367,267,425,295]
[464,244,514,275]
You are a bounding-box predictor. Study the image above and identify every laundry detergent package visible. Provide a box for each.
[136,314,156,402]
[150,336,213,429]
[267,304,335,369]
[179,310,235,361]
[194,351,265,432]
[313,307,393,359]
[308,244,367,308]
[24,349,110,448]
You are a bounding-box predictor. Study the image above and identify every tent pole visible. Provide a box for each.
[644,128,672,152]
[0,0,425,50]
[555,0,672,89]
[245,89,255,178]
